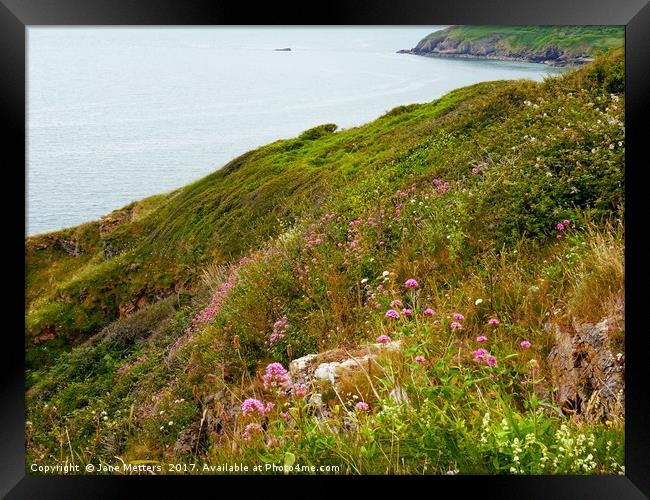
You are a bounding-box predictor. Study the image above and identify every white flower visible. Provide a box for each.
[168,421,174,426]
[475,298,483,305]
[382,271,390,277]
[361,278,368,284]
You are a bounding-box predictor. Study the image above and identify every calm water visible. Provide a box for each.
[27,27,563,235]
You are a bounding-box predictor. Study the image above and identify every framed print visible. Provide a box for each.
[3,0,649,497]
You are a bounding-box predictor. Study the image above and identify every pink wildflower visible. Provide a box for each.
[471,167,480,174]
[402,308,412,317]
[385,309,400,319]
[556,223,565,231]
[293,383,308,398]
[476,335,487,343]
[473,348,488,360]
[484,355,497,367]
[562,219,570,225]
[265,402,275,413]
[423,307,435,317]
[262,362,291,390]
[453,313,465,321]
[355,402,369,412]
[241,398,266,417]
[415,355,426,364]
[450,321,463,330]
[377,334,391,345]
[404,278,419,289]
[488,318,500,326]
[390,299,403,309]
[243,423,263,441]
[520,340,531,349]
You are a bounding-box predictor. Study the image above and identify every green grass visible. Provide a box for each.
[25,49,625,474]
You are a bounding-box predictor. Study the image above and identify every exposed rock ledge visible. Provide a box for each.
[398,34,593,67]
[547,318,624,421]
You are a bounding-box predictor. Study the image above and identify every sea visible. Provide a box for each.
[27,27,564,235]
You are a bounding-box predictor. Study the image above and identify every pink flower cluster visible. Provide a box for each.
[243,422,263,441]
[415,355,426,364]
[450,312,465,330]
[293,383,308,398]
[404,278,419,289]
[473,348,497,367]
[432,178,450,194]
[262,362,291,390]
[520,340,531,349]
[385,309,400,319]
[424,307,435,317]
[270,315,288,344]
[555,219,576,240]
[355,401,369,412]
[377,334,392,345]
[487,318,500,326]
[241,398,271,418]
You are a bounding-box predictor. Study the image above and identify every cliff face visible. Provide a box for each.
[400,26,624,67]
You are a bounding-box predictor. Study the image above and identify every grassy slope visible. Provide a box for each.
[419,25,624,56]
[26,50,625,474]
[26,88,474,348]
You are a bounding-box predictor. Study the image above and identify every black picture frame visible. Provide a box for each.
[3,0,649,497]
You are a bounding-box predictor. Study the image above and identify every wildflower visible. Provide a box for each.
[520,340,531,349]
[293,383,308,398]
[401,308,412,317]
[382,271,390,277]
[453,313,465,321]
[262,362,291,390]
[168,421,174,426]
[265,402,276,413]
[423,307,435,316]
[404,278,419,289]
[415,355,426,364]
[562,219,570,226]
[355,401,370,412]
[243,423,263,441]
[390,299,403,308]
[473,348,488,360]
[483,355,497,366]
[556,223,565,231]
[377,334,392,345]
[488,318,500,326]
[484,355,497,367]
[241,398,267,417]
[385,309,400,319]
[280,411,289,420]
[475,298,483,305]
[450,321,463,330]
[471,167,480,174]
[361,278,368,284]
[476,335,487,343]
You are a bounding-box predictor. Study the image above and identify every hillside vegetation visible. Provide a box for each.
[402,25,624,66]
[26,49,625,474]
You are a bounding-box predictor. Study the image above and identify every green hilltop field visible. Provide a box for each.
[26,49,625,474]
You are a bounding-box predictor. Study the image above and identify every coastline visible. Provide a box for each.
[397,49,590,68]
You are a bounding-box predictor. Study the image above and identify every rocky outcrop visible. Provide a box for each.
[547,318,624,421]
[289,340,402,387]
[57,238,81,256]
[399,32,593,67]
